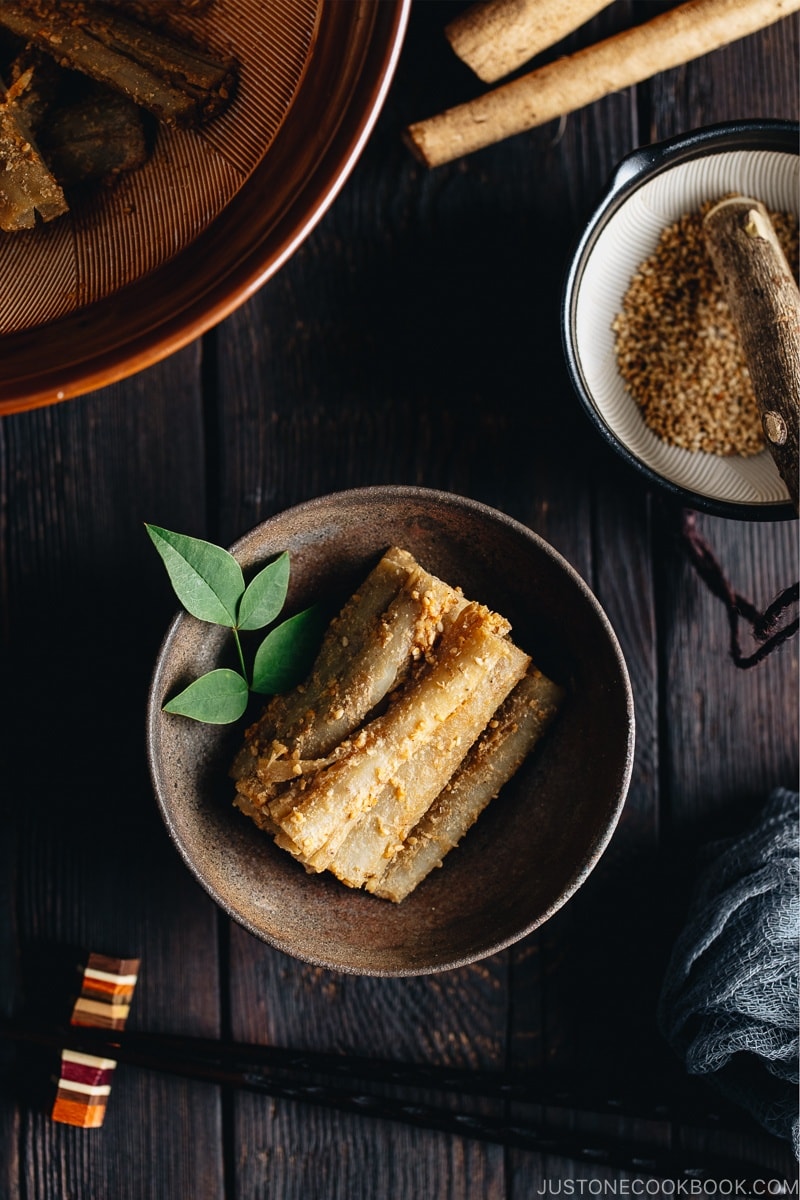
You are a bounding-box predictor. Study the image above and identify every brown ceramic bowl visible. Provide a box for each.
[0,0,410,415]
[147,487,635,976]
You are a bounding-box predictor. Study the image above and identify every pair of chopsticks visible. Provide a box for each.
[0,1019,784,1182]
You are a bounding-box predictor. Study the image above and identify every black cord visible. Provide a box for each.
[677,508,798,668]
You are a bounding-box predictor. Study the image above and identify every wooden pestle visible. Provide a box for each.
[704,197,800,513]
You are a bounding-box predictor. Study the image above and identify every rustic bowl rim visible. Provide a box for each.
[146,485,635,975]
[561,118,799,523]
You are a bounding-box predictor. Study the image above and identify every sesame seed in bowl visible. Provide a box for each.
[562,120,799,521]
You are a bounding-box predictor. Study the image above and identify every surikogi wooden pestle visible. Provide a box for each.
[704,196,800,513]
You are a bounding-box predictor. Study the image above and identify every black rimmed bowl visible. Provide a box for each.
[147,486,634,976]
[562,120,799,522]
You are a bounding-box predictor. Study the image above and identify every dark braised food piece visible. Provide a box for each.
[7,48,62,133]
[0,71,68,231]
[4,51,148,190]
[0,1,237,127]
[40,87,148,188]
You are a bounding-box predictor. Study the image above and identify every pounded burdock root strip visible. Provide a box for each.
[232,789,284,837]
[261,579,454,822]
[326,641,530,886]
[296,642,527,876]
[262,581,492,828]
[276,549,429,743]
[445,0,615,84]
[272,603,515,862]
[234,746,343,834]
[287,561,462,762]
[232,550,465,829]
[370,667,565,903]
[407,0,800,167]
[231,547,415,789]
[0,73,67,231]
[0,1,237,127]
[232,549,463,825]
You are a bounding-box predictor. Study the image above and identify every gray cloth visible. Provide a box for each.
[658,787,799,1155]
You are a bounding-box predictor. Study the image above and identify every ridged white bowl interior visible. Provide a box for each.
[575,149,799,508]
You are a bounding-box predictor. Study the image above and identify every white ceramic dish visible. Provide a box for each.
[562,120,799,521]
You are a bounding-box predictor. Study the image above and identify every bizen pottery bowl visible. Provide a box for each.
[562,119,799,521]
[147,486,635,976]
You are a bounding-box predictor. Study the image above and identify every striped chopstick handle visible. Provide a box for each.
[52,1049,118,1129]
[51,953,140,1128]
[71,954,140,1030]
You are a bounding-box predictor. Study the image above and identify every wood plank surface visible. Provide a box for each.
[0,0,798,1196]
[216,8,515,1193]
[0,351,227,1200]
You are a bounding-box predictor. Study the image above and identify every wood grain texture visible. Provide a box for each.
[493,0,668,1189]
[645,11,798,1183]
[644,9,800,136]
[0,0,798,1194]
[214,8,519,1191]
[0,349,227,1199]
[661,511,798,832]
[228,936,507,1199]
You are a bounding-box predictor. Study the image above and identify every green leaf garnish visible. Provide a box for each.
[146,524,244,626]
[162,669,249,724]
[251,605,325,695]
[237,551,290,631]
[149,525,325,725]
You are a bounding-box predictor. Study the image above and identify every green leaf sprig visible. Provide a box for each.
[147,524,323,724]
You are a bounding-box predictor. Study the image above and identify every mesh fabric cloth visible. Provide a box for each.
[658,787,799,1155]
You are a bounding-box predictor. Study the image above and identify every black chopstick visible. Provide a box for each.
[0,1019,748,1130]
[0,1019,782,1182]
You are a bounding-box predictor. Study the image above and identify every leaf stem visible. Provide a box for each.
[232,627,249,686]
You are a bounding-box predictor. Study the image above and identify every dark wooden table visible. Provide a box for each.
[1,2,798,1195]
